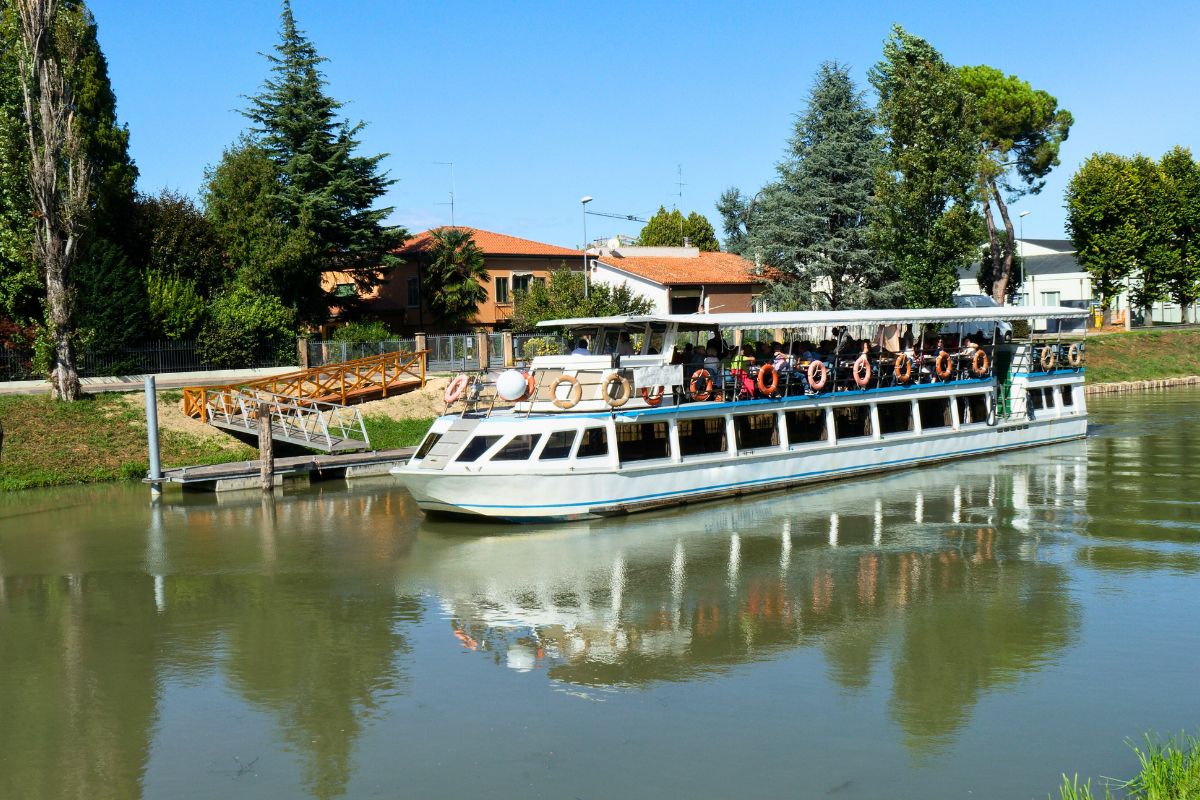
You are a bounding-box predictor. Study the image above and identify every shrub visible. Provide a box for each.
[146,271,206,340]
[331,320,393,343]
[521,336,563,361]
[197,283,297,369]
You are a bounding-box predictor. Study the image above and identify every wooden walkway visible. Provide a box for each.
[153,448,416,492]
[181,349,427,419]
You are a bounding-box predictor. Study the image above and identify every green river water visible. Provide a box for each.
[1,389,1198,799]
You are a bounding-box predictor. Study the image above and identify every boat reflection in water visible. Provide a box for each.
[406,440,1088,745]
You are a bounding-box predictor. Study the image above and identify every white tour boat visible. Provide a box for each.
[391,307,1089,522]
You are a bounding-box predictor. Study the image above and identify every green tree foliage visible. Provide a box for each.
[749,62,896,309]
[636,206,720,251]
[236,0,405,323]
[960,65,1073,303]
[1066,152,1154,320]
[715,187,752,255]
[869,26,983,308]
[1149,147,1200,321]
[197,282,296,368]
[0,12,37,322]
[418,228,489,330]
[76,239,148,353]
[510,268,654,332]
[146,270,205,340]
[133,190,228,297]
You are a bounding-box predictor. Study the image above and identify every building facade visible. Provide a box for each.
[590,244,770,315]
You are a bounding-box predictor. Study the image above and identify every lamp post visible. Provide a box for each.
[1018,210,1030,305]
[581,196,593,300]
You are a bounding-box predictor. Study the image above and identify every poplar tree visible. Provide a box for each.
[237,0,405,323]
[750,62,895,310]
[869,26,983,308]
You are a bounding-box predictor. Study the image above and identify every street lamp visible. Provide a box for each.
[1018,210,1030,305]
[581,196,593,299]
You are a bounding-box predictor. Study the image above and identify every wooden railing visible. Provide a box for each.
[182,349,427,419]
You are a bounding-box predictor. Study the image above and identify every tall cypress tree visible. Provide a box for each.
[240,0,405,323]
[751,62,895,310]
[869,26,983,309]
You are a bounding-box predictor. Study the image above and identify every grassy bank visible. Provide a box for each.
[0,392,256,491]
[1085,328,1200,383]
[1057,734,1200,799]
[0,391,435,492]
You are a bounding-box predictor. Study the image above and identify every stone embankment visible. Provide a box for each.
[1085,375,1200,395]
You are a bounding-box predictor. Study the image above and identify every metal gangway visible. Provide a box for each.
[199,388,371,453]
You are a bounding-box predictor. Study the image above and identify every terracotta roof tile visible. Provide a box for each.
[596,251,774,285]
[397,227,581,258]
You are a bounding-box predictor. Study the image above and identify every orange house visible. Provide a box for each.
[324,226,582,332]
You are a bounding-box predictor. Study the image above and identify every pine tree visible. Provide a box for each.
[240,0,405,323]
[636,206,720,251]
[750,62,895,309]
[869,26,983,309]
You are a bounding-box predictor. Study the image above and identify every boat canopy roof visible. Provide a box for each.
[536,306,1088,330]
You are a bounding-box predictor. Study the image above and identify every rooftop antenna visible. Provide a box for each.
[434,161,455,226]
[675,164,686,242]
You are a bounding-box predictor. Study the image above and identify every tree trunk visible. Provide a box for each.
[17,0,90,401]
[979,173,1005,303]
[988,176,1018,305]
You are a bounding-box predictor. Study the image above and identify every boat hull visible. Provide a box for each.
[394,415,1087,523]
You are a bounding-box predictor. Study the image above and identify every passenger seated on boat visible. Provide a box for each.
[616,332,634,356]
[571,338,591,356]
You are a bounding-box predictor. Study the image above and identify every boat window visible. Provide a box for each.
[539,430,576,460]
[491,434,542,461]
[957,394,989,424]
[678,417,728,456]
[833,405,872,440]
[1027,389,1044,410]
[784,408,827,444]
[455,435,501,462]
[918,398,952,430]
[414,432,442,460]
[735,413,780,451]
[877,400,914,435]
[1060,385,1075,407]
[576,427,609,458]
[1043,387,1057,408]
[616,422,670,463]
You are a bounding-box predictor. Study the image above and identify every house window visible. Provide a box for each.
[513,273,534,294]
[407,278,420,307]
[1041,291,1061,306]
[334,283,356,298]
[495,276,510,305]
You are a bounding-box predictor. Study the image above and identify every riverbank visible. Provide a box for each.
[0,389,437,491]
[1083,327,1200,383]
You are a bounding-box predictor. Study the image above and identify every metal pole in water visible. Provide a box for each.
[144,375,162,497]
[258,400,274,492]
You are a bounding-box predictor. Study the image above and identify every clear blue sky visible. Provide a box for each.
[90,0,1200,249]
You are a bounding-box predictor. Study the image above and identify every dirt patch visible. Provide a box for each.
[116,392,243,447]
[355,376,455,420]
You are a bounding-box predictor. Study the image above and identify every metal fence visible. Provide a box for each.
[0,348,36,381]
[0,340,297,382]
[426,334,479,372]
[306,338,416,368]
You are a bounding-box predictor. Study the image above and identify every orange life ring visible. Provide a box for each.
[518,371,536,401]
[807,360,828,391]
[640,386,665,406]
[971,348,990,377]
[550,375,582,409]
[689,368,714,401]
[443,374,469,404]
[1039,345,1057,371]
[894,353,912,384]
[1067,343,1083,368]
[756,364,779,395]
[934,352,953,380]
[603,373,631,407]
[853,354,872,387]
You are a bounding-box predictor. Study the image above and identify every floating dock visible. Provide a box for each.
[151,449,415,492]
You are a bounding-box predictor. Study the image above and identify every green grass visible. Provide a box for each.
[1056,734,1200,799]
[0,392,255,491]
[1085,328,1200,383]
[361,414,434,451]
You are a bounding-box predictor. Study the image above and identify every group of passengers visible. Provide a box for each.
[669,326,998,400]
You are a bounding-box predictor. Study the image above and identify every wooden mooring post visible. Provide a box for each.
[258,400,274,491]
